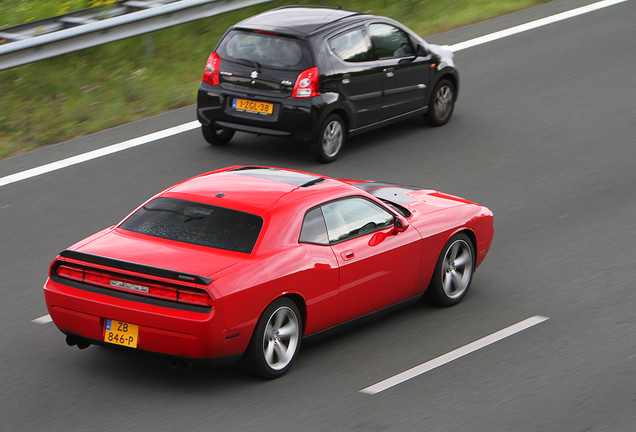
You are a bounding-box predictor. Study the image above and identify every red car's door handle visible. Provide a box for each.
[341,250,355,261]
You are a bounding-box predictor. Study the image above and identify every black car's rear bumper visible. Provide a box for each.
[197,82,330,142]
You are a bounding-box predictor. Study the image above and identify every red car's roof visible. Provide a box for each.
[158,166,356,215]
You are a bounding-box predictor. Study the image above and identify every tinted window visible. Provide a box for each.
[231,167,325,187]
[299,207,329,245]
[369,23,414,58]
[218,30,313,69]
[321,197,394,243]
[328,28,375,62]
[119,198,263,253]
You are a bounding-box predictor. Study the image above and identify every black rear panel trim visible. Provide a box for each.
[51,268,212,313]
[59,250,213,285]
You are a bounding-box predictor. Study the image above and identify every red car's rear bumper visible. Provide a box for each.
[44,278,250,362]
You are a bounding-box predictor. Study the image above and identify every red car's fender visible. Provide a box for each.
[212,243,339,339]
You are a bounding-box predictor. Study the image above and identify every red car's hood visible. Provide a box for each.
[70,228,247,278]
[404,189,473,215]
[348,181,473,216]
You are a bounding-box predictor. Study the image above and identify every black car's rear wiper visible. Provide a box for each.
[237,58,261,73]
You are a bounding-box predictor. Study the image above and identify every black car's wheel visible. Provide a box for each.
[427,233,474,306]
[424,79,456,127]
[242,297,302,379]
[311,114,345,163]
[201,124,235,146]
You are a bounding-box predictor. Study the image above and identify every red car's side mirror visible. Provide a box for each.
[392,216,409,235]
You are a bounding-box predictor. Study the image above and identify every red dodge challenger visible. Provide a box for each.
[44,166,493,378]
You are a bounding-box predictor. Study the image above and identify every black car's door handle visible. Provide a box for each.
[384,67,394,78]
[342,74,351,84]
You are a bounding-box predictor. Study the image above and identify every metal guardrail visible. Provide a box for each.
[0,0,273,71]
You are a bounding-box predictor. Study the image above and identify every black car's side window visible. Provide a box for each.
[321,197,394,243]
[369,23,414,59]
[299,207,329,245]
[328,28,375,62]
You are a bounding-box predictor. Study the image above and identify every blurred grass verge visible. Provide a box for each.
[0,0,547,159]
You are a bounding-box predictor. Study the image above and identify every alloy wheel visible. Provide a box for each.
[322,120,343,158]
[433,85,453,121]
[441,239,473,299]
[262,306,300,371]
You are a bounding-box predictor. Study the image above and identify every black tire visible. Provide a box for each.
[424,79,456,127]
[201,124,235,146]
[426,233,474,306]
[311,114,345,163]
[241,297,302,379]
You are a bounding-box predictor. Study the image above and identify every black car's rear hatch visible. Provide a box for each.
[216,29,314,97]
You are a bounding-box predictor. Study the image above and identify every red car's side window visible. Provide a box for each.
[321,197,394,243]
[299,207,329,245]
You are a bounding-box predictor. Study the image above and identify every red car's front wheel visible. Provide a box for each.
[427,233,474,306]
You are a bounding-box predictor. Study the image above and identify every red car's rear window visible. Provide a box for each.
[119,198,263,253]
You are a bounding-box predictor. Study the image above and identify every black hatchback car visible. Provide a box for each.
[197,6,459,163]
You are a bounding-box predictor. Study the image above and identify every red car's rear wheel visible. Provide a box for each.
[242,297,302,379]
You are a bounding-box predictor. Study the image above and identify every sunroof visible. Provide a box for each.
[230,167,326,187]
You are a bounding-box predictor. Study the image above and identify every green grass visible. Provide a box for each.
[0,1,118,28]
[0,0,548,159]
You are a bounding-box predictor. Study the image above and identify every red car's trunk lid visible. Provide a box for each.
[70,228,247,279]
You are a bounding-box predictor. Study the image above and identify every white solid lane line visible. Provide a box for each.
[31,314,52,324]
[450,0,628,52]
[360,315,550,395]
[0,121,200,188]
[2,0,628,189]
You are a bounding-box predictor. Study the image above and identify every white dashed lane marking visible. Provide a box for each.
[0,121,199,188]
[450,0,627,52]
[360,315,550,395]
[32,315,52,324]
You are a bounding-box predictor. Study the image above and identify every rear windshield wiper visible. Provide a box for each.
[237,57,261,73]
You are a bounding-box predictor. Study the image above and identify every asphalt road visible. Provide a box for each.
[1,0,635,430]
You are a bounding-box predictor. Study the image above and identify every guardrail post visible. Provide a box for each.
[143,32,154,56]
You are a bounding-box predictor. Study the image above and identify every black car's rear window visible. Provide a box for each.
[217,30,313,70]
[119,198,263,253]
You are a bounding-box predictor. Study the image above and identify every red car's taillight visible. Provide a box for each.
[56,264,212,307]
[178,288,213,307]
[202,52,220,86]
[57,265,83,282]
[293,66,319,98]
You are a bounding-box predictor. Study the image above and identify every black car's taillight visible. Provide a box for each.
[202,52,220,86]
[293,66,319,98]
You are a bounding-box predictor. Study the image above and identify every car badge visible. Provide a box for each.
[250,71,258,79]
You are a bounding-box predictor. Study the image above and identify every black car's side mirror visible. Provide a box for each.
[416,45,429,57]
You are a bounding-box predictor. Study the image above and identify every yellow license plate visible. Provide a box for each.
[104,319,138,348]
[233,98,273,115]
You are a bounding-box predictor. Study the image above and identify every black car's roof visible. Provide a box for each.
[232,6,369,37]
